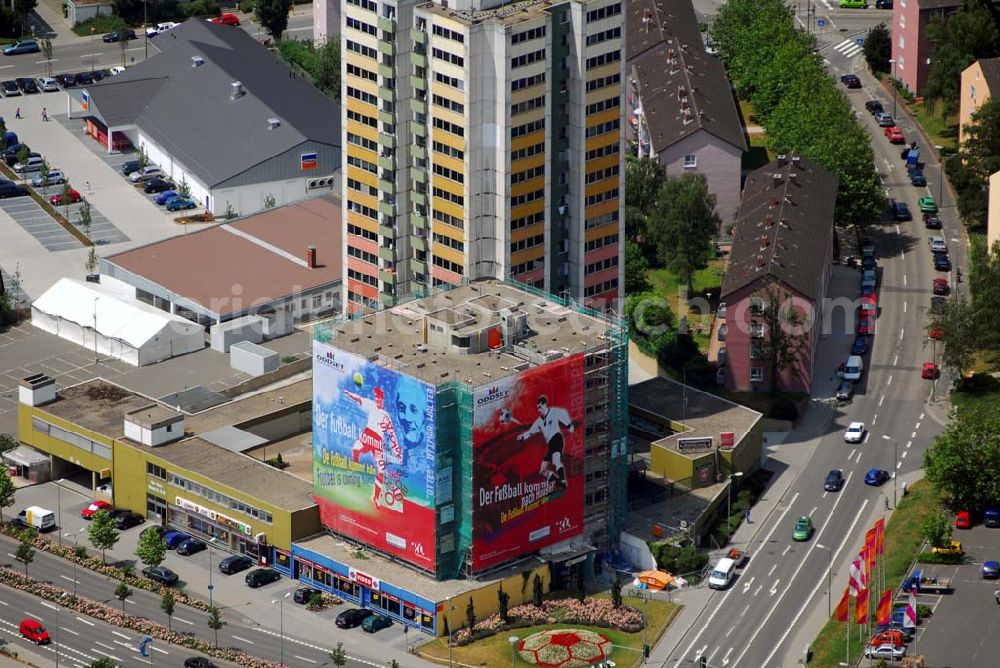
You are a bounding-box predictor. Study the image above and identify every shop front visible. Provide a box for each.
[167,497,268,561]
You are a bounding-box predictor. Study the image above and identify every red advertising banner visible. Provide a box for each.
[471,354,585,570]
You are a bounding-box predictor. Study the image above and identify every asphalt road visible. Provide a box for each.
[0,535,379,667]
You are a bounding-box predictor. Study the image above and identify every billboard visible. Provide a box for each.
[471,354,585,569]
[312,341,437,570]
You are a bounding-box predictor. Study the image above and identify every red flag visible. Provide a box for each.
[876,588,893,625]
[858,547,871,587]
[875,518,886,556]
[849,558,864,595]
[835,587,851,622]
[865,526,878,570]
[855,588,870,624]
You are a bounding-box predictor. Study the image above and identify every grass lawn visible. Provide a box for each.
[950,373,1000,412]
[646,261,725,351]
[908,99,959,153]
[808,480,940,667]
[416,594,680,668]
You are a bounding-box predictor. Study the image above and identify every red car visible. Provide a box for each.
[884,126,906,143]
[81,500,112,519]
[19,619,50,645]
[922,362,939,379]
[50,188,81,205]
[857,315,874,335]
[956,510,972,529]
[211,13,240,25]
[933,278,949,295]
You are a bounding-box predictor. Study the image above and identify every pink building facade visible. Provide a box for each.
[891,0,963,95]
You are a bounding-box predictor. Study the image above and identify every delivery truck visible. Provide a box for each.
[15,506,56,532]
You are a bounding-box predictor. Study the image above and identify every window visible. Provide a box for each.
[511,26,546,44]
[585,49,621,71]
[312,295,323,308]
[587,73,620,92]
[511,119,545,138]
[511,210,544,230]
[433,141,464,160]
[347,0,376,11]
[586,209,619,230]
[346,17,377,35]
[512,73,545,91]
[898,35,904,50]
[586,118,620,138]
[433,232,464,251]
[433,208,464,228]
[749,298,765,315]
[167,473,273,524]
[750,322,764,338]
[347,132,378,152]
[147,463,166,479]
[432,117,465,137]
[432,47,464,67]
[346,40,377,59]
[684,154,697,169]
[432,24,464,43]
[586,26,621,47]
[971,85,977,99]
[432,163,464,184]
[434,71,464,90]
[750,367,764,383]
[348,245,378,265]
[586,3,622,23]
[750,343,765,360]
[433,94,464,114]
[511,49,546,70]
[348,223,378,241]
[585,96,620,115]
[346,63,378,82]
[899,14,905,29]
[432,255,464,275]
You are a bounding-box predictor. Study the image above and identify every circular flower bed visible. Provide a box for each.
[517,629,612,667]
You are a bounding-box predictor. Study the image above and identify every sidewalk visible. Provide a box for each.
[30,0,81,42]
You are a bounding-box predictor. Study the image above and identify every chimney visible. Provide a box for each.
[267,118,281,130]
[307,245,317,268]
[191,56,205,67]
[230,81,243,100]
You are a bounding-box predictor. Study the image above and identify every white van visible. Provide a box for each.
[708,557,737,590]
[16,506,56,532]
[843,355,864,382]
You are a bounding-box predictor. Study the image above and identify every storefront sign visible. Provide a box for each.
[175,497,252,536]
[677,437,713,453]
[148,479,165,496]
[349,567,380,591]
[720,432,735,449]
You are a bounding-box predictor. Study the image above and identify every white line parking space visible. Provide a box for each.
[0,193,81,251]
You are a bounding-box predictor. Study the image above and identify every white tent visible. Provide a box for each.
[31,278,205,366]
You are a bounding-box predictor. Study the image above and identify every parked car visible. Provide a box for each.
[835,380,855,402]
[121,159,142,175]
[1,79,19,96]
[102,29,137,42]
[110,509,144,529]
[19,619,50,644]
[164,531,191,549]
[32,169,66,187]
[933,254,952,271]
[909,169,927,186]
[875,112,895,127]
[154,189,180,205]
[144,178,175,193]
[91,69,109,82]
[884,126,905,143]
[869,629,906,649]
[362,613,393,633]
[929,235,947,253]
[865,468,890,486]
[824,470,845,492]
[109,66,127,76]
[844,422,866,443]
[851,336,869,355]
[864,644,905,661]
[865,100,884,114]
[177,538,207,556]
[841,74,862,88]
[930,296,947,314]
[218,554,254,575]
[335,608,374,629]
[924,214,942,229]
[875,0,892,7]
[293,586,321,604]
[147,22,180,37]
[49,188,81,205]
[922,361,940,379]
[717,324,727,341]
[931,539,963,556]
[0,182,27,198]
[166,196,197,211]
[842,355,864,382]
[955,510,972,529]
[16,78,39,94]
[143,565,179,585]
[919,196,938,213]
[861,254,876,270]
[129,166,164,182]
[245,568,281,588]
[857,315,874,335]
[80,500,112,519]
[889,199,911,221]
[983,560,1000,579]
[860,269,877,295]
[184,658,217,668]
[4,40,40,56]
[13,155,44,173]
[140,525,168,541]
[74,72,94,86]
[210,13,240,25]
[986,507,1000,527]
[55,73,76,88]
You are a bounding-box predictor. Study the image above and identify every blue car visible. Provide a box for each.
[851,336,868,355]
[934,254,951,271]
[154,190,179,205]
[983,560,1000,579]
[164,531,190,549]
[4,40,40,56]
[910,170,927,187]
[865,468,890,486]
[890,200,912,221]
[165,196,197,212]
[986,507,1000,527]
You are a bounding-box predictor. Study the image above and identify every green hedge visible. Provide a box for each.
[72,16,126,36]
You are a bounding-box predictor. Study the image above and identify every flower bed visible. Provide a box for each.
[517,629,612,667]
[0,566,282,668]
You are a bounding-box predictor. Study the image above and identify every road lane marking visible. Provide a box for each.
[40,602,59,611]
[895,224,900,234]
[740,605,750,616]
[864,431,871,443]
[907,440,912,449]
[879,395,886,406]
[78,53,101,58]
[753,584,763,596]
[708,646,720,663]
[848,448,856,460]
[769,579,780,596]
[152,646,169,655]
[94,642,116,652]
[294,656,318,664]
[232,635,255,645]
[91,648,121,662]
[920,412,925,420]
[111,631,129,640]
[809,506,818,517]
[900,329,904,340]
[722,647,734,666]
[872,414,878,425]
[915,422,921,430]
[855,450,863,464]
[902,451,909,459]
[696,645,707,660]
[112,640,137,652]
[60,575,77,584]
[887,375,893,386]
[903,274,907,286]
[911,431,917,439]
[726,625,736,638]
[173,616,194,626]
[25,612,42,620]
[0,600,6,606]
[782,545,791,556]
[75,618,94,626]
[62,627,79,636]
[897,461,903,469]
[745,576,757,590]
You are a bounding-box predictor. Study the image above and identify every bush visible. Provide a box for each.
[916,551,964,565]
[72,16,126,36]
[179,0,221,17]
[239,0,256,12]
[651,544,709,576]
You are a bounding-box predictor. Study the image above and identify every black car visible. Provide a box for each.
[3,145,31,166]
[144,178,175,193]
[95,69,112,79]
[294,586,321,604]
[55,73,76,88]
[924,214,943,229]
[245,568,280,588]
[335,608,374,629]
[16,78,38,94]
[890,199,912,221]
[865,100,884,115]
[176,538,207,556]
[109,508,144,529]
[184,659,217,668]
[74,72,94,86]
[218,554,254,575]
[91,70,108,82]
[875,0,892,7]
[934,253,952,271]
[121,159,142,176]
[0,182,27,198]
[824,470,845,492]
[143,565,179,585]
[1,80,19,96]
[840,74,862,89]
[140,525,168,541]
[102,29,137,43]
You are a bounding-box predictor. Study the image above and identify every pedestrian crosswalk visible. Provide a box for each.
[834,38,864,59]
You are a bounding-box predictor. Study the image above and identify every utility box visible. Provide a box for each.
[230,340,279,376]
[210,315,264,352]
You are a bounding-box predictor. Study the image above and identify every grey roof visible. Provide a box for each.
[199,426,268,454]
[627,0,747,152]
[85,19,340,187]
[977,57,1000,97]
[721,156,838,301]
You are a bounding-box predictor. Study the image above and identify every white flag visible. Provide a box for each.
[903,590,917,628]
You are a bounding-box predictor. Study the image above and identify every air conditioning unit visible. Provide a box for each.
[307,176,336,190]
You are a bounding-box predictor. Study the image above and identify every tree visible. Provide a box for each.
[161,590,175,630]
[15,527,36,575]
[932,296,977,383]
[862,22,891,75]
[79,199,92,239]
[497,583,510,623]
[710,0,797,98]
[118,29,129,67]
[465,596,475,630]
[257,0,293,40]
[329,642,347,667]
[532,574,543,607]
[954,99,1000,229]
[15,146,30,184]
[13,0,36,37]
[924,404,1000,510]
[624,157,666,241]
[135,527,166,568]
[177,177,190,198]
[61,183,72,218]
[207,606,226,647]
[37,160,49,194]
[923,2,1000,116]
[756,285,809,394]
[0,468,15,523]
[41,39,52,77]
[114,581,132,613]
[647,173,720,294]
[624,240,650,295]
[920,506,953,549]
[315,38,341,99]
[87,509,119,564]
[88,659,118,668]
[611,573,624,609]
[136,145,149,169]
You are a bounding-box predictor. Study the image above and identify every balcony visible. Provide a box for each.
[378,16,395,32]
[379,223,395,237]
[379,177,395,193]
[379,132,396,149]
[378,200,395,216]
[378,108,395,125]
[411,258,428,274]
[412,144,426,160]
[412,97,427,115]
[379,246,395,262]
[410,27,426,44]
[410,120,426,137]
[411,191,427,207]
[412,235,427,251]
[378,63,395,79]
[379,269,396,284]
[380,292,396,308]
[378,40,396,57]
[378,85,395,104]
[412,168,426,184]
[379,154,395,170]
[411,52,427,69]
[409,74,425,89]
[411,213,427,229]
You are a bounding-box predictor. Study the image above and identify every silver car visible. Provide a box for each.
[36,77,58,92]
[31,169,65,187]
[129,166,163,182]
[835,380,854,402]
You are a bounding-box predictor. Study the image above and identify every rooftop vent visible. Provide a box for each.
[776,154,788,166]
[191,56,205,67]
[230,81,244,100]
[267,118,281,130]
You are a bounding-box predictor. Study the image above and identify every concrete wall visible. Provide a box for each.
[313,0,340,46]
[230,340,280,376]
[657,129,744,228]
[69,1,114,27]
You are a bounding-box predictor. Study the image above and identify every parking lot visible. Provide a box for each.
[0,193,82,251]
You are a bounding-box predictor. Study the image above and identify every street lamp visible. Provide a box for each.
[934,144,946,201]
[508,635,519,668]
[727,471,744,534]
[63,528,84,598]
[889,59,898,119]
[207,536,218,609]
[882,435,899,507]
[271,592,291,666]
[54,479,64,547]
[816,544,833,617]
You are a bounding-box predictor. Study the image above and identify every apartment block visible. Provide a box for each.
[341,0,625,315]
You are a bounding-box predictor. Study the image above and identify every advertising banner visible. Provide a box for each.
[471,354,585,569]
[312,341,437,569]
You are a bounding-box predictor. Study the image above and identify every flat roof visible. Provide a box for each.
[104,196,341,319]
[418,0,573,28]
[295,532,546,601]
[320,281,620,387]
[628,377,762,454]
[40,382,160,438]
